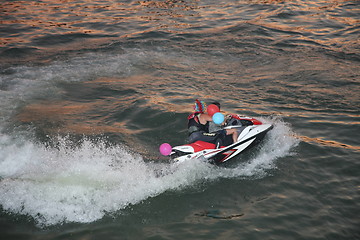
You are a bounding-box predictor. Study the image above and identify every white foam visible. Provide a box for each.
[0,135,205,226]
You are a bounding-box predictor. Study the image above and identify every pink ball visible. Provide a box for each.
[159,143,172,156]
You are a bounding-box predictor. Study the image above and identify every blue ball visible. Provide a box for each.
[212,112,224,125]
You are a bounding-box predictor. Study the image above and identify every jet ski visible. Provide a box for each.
[170,115,273,165]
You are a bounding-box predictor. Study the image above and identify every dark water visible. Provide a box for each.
[0,0,359,239]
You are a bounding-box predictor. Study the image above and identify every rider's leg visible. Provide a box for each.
[226,129,238,143]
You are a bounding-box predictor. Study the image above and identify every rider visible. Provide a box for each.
[187,100,226,148]
[208,101,238,144]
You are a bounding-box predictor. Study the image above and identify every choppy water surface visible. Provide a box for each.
[0,0,359,239]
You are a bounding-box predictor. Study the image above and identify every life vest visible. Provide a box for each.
[187,113,209,135]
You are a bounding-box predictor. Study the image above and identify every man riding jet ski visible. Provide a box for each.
[170,100,273,164]
[187,100,238,148]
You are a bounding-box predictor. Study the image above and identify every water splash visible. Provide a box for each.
[0,135,164,226]
[0,134,214,226]
[0,117,297,227]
